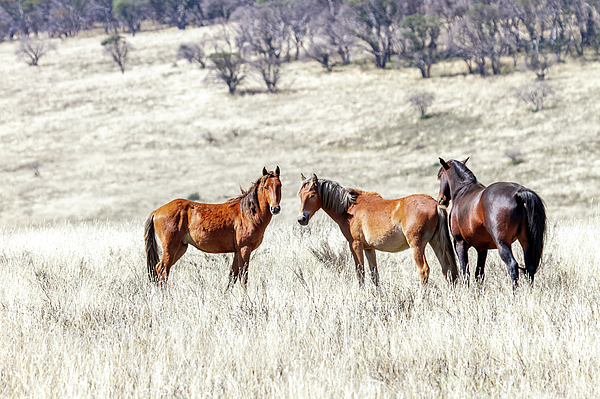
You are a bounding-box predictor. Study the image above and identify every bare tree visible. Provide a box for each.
[311,3,355,65]
[177,42,206,67]
[524,44,552,79]
[101,35,129,73]
[515,81,552,111]
[408,90,435,117]
[306,41,338,71]
[16,38,56,66]
[400,14,441,78]
[350,0,403,69]
[238,4,286,93]
[207,24,248,95]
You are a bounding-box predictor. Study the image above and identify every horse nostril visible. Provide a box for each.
[271,205,281,215]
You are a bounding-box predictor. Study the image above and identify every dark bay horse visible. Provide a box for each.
[437,158,546,285]
[297,174,458,286]
[145,167,282,289]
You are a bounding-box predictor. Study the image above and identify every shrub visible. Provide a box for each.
[408,90,435,118]
[208,52,246,95]
[177,42,206,68]
[515,81,552,112]
[101,35,129,74]
[16,38,56,66]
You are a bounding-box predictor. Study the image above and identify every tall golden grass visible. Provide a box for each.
[1,218,599,397]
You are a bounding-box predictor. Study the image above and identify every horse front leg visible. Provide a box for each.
[349,241,366,287]
[238,246,253,291]
[226,251,240,291]
[454,237,470,283]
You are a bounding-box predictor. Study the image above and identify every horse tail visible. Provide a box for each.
[431,205,459,283]
[144,213,160,284]
[517,188,547,275]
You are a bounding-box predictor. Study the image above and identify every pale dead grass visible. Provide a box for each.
[0,27,599,225]
[0,219,599,397]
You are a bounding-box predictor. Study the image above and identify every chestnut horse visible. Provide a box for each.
[437,158,546,285]
[145,167,282,289]
[297,174,458,286]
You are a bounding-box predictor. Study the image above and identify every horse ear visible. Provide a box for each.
[462,157,470,164]
[301,173,306,180]
[311,173,318,184]
[262,167,268,176]
[439,157,450,170]
[275,166,280,176]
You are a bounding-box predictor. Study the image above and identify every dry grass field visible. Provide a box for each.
[1,24,600,397]
[1,219,600,397]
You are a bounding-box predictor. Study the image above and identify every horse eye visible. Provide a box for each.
[309,193,315,199]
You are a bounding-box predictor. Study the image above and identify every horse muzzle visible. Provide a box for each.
[270,205,281,215]
[297,211,310,226]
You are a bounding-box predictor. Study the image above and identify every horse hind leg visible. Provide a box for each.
[350,241,366,287]
[411,245,430,286]
[520,238,536,283]
[497,242,519,287]
[156,240,188,288]
[364,249,379,287]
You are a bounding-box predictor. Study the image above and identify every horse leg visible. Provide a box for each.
[411,245,430,285]
[350,241,366,287]
[497,242,519,287]
[520,238,536,283]
[227,251,240,290]
[238,246,252,291]
[364,249,379,287]
[475,249,488,283]
[156,240,188,288]
[454,237,470,283]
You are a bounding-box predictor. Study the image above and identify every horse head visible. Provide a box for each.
[437,157,472,205]
[297,173,321,226]
[262,166,282,215]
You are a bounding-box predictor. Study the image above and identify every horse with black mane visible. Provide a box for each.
[145,167,282,289]
[437,158,546,286]
[297,174,458,286]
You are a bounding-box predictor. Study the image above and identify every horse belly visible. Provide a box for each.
[365,227,410,253]
[186,229,235,253]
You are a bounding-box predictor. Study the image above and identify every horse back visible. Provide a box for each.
[153,199,238,253]
[453,182,527,249]
[349,194,439,252]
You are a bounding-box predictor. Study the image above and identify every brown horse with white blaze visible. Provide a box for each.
[297,174,458,286]
[437,158,546,286]
[145,167,282,289]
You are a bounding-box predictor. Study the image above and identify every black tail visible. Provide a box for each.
[431,205,459,283]
[144,213,160,284]
[517,188,547,275]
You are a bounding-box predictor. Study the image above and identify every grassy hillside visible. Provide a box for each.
[1,219,599,397]
[1,26,599,226]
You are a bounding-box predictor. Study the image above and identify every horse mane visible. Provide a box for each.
[299,177,380,215]
[443,160,481,196]
[228,174,271,224]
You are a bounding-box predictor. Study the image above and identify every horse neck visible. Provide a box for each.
[254,183,273,226]
[450,176,484,201]
[319,194,353,227]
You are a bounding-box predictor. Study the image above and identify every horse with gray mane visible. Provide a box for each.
[297,174,458,286]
